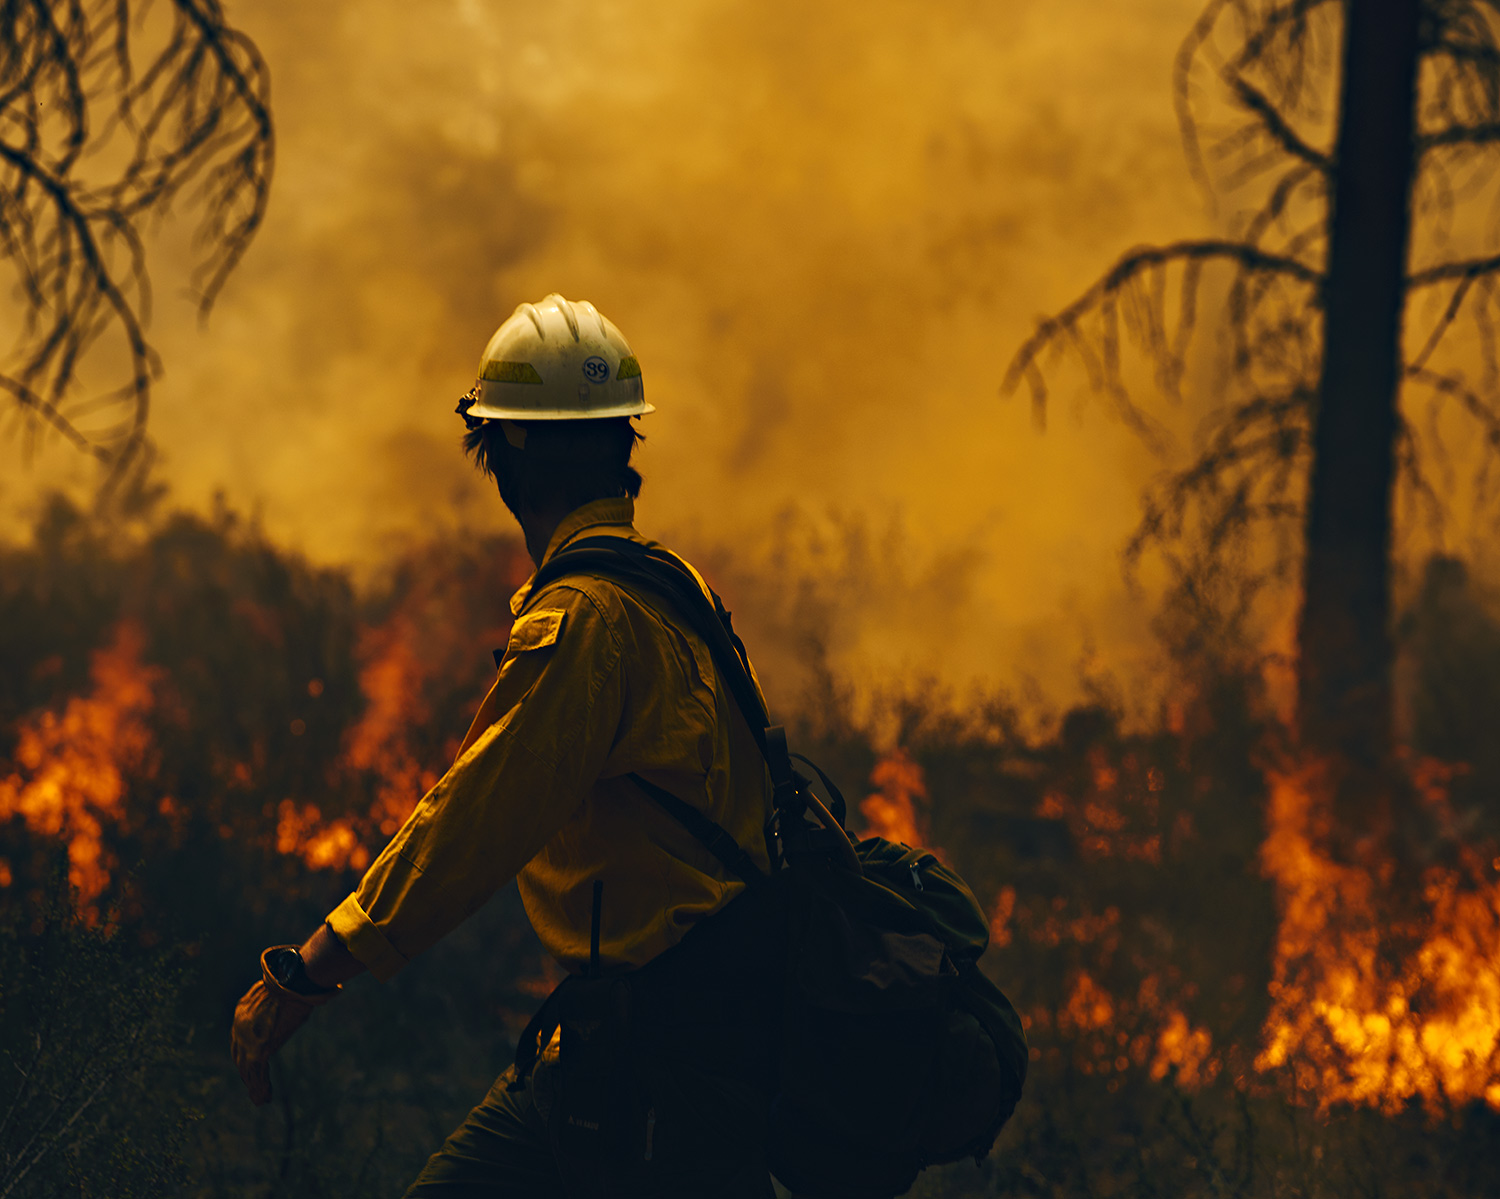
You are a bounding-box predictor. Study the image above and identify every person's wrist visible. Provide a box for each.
[266,946,339,997]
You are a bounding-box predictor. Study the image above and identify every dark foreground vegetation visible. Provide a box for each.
[2,496,1498,1197]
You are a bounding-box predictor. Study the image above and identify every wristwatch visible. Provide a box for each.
[266,946,339,997]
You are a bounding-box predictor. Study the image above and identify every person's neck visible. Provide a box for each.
[519,505,573,568]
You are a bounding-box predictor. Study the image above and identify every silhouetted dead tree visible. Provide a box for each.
[1004,0,1500,770]
[0,0,272,497]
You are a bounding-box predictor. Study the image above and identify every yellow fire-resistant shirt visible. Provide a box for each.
[327,498,773,981]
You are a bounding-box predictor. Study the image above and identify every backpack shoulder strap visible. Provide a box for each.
[527,536,776,756]
[528,536,782,875]
[627,771,764,885]
[527,536,856,872]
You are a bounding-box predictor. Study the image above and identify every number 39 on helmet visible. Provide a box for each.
[465,294,655,422]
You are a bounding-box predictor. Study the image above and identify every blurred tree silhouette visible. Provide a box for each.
[0,1,272,498]
[1005,1,1500,782]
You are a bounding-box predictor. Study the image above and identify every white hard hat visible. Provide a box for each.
[465,294,654,421]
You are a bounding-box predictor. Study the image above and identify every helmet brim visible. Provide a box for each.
[464,400,656,421]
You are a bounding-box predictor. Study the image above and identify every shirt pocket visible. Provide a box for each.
[507,608,566,655]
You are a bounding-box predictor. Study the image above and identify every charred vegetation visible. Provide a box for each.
[2,495,1498,1195]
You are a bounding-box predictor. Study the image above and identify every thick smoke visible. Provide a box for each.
[4,0,1215,712]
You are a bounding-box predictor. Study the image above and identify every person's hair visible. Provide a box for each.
[463,417,644,518]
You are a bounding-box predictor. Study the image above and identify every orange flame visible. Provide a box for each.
[858,747,928,846]
[1150,1007,1215,1087]
[343,629,421,766]
[1061,969,1116,1030]
[274,614,442,871]
[0,610,455,883]
[1040,967,1218,1088]
[0,624,162,919]
[276,800,370,872]
[341,618,437,837]
[991,884,1016,948]
[1037,746,1164,864]
[1256,761,1500,1112]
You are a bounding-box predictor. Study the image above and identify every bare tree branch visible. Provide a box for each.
[1227,72,1334,172]
[1408,251,1500,288]
[1173,0,1232,205]
[0,0,273,498]
[1418,120,1500,154]
[1241,163,1322,249]
[1003,1,1341,636]
[1002,240,1323,407]
[1407,363,1500,444]
[1234,0,1341,82]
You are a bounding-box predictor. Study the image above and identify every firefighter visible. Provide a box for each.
[231,294,780,1196]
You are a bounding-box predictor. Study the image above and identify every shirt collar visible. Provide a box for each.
[510,497,637,615]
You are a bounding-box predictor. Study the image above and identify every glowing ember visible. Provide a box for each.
[0,624,161,919]
[1150,1008,1215,1087]
[1033,967,1217,1088]
[1256,761,1500,1112]
[991,884,1016,948]
[1008,872,1219,1090]
[276,800,370,872]
[858,747,928,846]
[1036,747,1164,864]
[1062,969,1116,1031]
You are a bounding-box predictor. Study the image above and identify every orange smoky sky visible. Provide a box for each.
[4,0,1235,714]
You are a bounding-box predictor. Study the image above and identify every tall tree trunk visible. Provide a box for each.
[1298,0,1421,775]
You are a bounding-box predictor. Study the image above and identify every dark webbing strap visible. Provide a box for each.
[628,772,764,885]
[790,752,848,828]
[527,539,778,761]
[524,537,794,876]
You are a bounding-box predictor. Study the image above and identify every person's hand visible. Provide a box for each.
[231,946,340,1105]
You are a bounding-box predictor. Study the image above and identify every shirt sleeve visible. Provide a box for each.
[327,585,624,980]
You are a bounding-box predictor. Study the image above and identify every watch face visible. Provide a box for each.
[267,946,301,985]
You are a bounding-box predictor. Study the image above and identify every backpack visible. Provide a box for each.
[514,536,1028,1198]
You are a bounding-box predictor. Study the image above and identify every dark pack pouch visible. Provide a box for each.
[542,973,637,1194]
[764,857,1026,1199]
[766,864,955,1198]
[633,887,791,1197]
[520,884,789,1194]
[515,881,640,1189]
